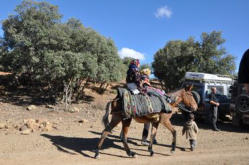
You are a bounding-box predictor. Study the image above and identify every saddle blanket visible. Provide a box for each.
[117,88,172,119]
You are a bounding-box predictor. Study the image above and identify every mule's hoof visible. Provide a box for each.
[94,151,100,159]
[127,151,136,158]
[150,151,154,156]
[94,154,100,159]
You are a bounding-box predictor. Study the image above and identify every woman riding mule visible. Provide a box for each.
[94,87,198,158]
[126,59,142,94]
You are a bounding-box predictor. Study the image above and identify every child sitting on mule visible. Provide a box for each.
[182,113,199,151]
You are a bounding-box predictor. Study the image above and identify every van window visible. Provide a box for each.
[227,86,231,99]
[192,84,204,95]
[206,86,224,96]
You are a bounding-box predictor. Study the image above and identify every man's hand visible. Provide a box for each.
[210,100,219,106]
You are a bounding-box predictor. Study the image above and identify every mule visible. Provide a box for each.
[94,88,198,158]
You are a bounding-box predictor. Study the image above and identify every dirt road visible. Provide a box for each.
[0,104,249,165]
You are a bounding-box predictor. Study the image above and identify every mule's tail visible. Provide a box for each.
[102,101,112,128]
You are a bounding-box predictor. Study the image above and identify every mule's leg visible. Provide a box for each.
[95,114,121,158]
[161,114,177,153]
[148,122,159,156]
[141,122,150,145]
[121,119,136,157]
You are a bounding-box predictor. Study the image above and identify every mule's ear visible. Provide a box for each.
[173,96,182,106]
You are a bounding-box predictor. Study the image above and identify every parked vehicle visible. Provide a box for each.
[182,72,233,121]
[230,82,249,126]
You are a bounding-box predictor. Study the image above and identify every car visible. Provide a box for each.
[230,82,249,126]
[183,72,233,122]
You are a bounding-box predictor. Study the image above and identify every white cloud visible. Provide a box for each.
[118,48,145,60]
[155,6,172,19]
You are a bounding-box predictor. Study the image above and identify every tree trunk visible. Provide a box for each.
[75,78,89,102]
[63,80,72,111]
[98,82,106,93]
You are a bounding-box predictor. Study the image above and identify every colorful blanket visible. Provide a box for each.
[117,88,172,119]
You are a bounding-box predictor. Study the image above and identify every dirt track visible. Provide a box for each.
[0,102,249,165]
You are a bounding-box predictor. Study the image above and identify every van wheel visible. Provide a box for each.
[191,91,200,104]
[236,94,249,113]
[232,113,242,127]
[232,114,239,126]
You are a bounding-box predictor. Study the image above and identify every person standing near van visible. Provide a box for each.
[209,87,220,131]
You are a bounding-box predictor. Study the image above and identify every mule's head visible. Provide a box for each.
[180,89,198,111]
[169,88,198,111]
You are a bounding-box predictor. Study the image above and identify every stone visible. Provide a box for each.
[0,123,6,129]
[26,105,37,111]
[69,107,80,113]
[21,129,32,135]
[14,124,20,130]
[52,125,58,130]
[42,121,50,126]
[46,104,54,109]
[24,119,36,124]
[35,119,48,124]
[23,119,39,131]
[39,121,53,131]
[78,119,88,123]
[4,125,9,129]
[19,125,28,131]
[42,124,53,132]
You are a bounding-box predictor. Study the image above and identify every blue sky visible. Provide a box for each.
[1,0,249,71]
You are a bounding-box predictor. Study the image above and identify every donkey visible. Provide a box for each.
[94,88,198,158]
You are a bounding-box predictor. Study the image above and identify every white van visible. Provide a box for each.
[183,72,234,121]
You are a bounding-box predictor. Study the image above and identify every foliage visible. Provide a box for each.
[122,57,134,67]
[140,64,151,71]
[0,0,125,104]
[152,31,236,90]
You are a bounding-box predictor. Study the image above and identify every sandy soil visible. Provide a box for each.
[0,100,249,165]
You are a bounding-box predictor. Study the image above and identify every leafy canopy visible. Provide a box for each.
[152,31,236,90]
[0,0,125,100]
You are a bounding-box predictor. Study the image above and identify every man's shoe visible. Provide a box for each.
[213,128,221,131]
[141,140,149,146]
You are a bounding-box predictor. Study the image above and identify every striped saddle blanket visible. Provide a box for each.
[117,88,171,119]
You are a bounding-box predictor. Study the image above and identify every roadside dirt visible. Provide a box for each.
[0,100,249,165]
[0,83,249,165]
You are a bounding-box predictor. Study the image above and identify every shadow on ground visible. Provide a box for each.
[0,86,94,106]
[41,133,125,158]
[90,131,183,154]
[41,130,174,159]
